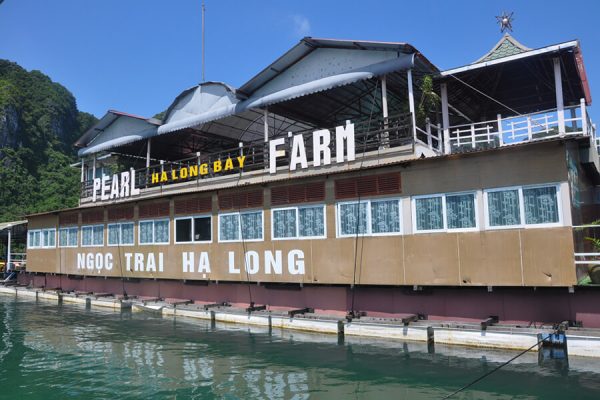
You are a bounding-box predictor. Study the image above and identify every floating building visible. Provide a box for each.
[23,34,600,326]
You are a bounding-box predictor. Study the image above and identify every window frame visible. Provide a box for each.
[174,214,213,244]
[412,191,479,234]
[81,224,104,247]
[271,204,327,241]
[59,226,79,248]
[335,197,403,238]
[27,229,42,249]
[484,184,562,230]
[138,218,170,245]
[218,209,264,243]
[107,222,135,247]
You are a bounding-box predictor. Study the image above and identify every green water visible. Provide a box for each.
[1,297,599,399]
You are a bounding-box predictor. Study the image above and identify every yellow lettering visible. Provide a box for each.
[224,158,234,171]
[200,163,208,175]
[237,155,246,169]
[213,160,222,173]
[171,170,178,180]
[189,165,198,177]
[180,167,188,179]
[160,171,168,182]
[151,173,159,184]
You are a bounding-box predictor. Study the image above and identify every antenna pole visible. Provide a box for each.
[201,0,206,82]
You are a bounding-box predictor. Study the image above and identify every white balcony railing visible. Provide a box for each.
[420,98,596,155]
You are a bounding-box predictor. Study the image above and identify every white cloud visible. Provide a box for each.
[292,15,311,37]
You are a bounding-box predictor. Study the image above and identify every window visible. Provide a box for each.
[218,211,263,242]
[81,225,104,247]
[413,192,477,233]
[485,185,560,228]
[272,205,325,240]
[175,216,212,243]
[108,222,134,246]
[139,219,170,245]
[337,198,402,237]
[40,228,56,248]
[59,227,78,247]
[27,230,41,248]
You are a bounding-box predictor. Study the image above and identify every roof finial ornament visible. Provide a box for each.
[495,11,514,33]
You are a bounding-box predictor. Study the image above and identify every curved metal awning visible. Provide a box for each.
[157,54,414,135]
[77,127,157,157]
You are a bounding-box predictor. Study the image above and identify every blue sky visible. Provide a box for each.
[0,0,598,122]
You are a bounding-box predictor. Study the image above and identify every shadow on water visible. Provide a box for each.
[1,297,600,399]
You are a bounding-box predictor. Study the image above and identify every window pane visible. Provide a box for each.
[121,223,134,245]
[219,214,239,241]
[299,206,325,237]
[176,219,192,242]
[92,226,104,246]
[42,230,50,247]
[59,229,68,247]
[82,227,92,246]
[154,220,169,243]
[446,194,476,229]
[34,231,40,247]
[194,217,211,241]
[339,202,368,236]
[108,224,120,245]
[140,221,153,244]
[371,200,400,234]
[523,186,559,224]
[47,230,56,247]
[487,190,521,227]
[241,212,263,240]
[68,228,78,247]
[415,197,443,231]
[273,209,297,238]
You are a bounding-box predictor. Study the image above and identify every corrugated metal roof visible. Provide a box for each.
[0,220,27,231]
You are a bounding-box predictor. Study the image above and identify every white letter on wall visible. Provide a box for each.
[288,250,305,275]
[313,129,331,167]
[182,252,194,273]
[335,122,355,163]
[290,134,308,171]
[269,137,286,174]
[265,250,282,275]
[228,251,240,274]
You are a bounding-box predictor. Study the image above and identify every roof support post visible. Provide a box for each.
[407,69,417,142]
[146,138,152,169]
[92,155,96,181]
[580,98,588,135]
[6,228,11,275]
[80,158,85,183]
[553,58,565,136]
[381,75,389,148]
[441,83,451,154]
[263,108,269,143]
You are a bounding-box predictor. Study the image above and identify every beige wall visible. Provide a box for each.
[26,142,577,286]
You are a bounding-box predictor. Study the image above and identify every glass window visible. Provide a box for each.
[219,214,239,241]
[487,189,521,227]
[68,227,78,247]
[414,196,443,231]
[82,226,93,246]
[154,220,169,244]
[140,221,153,244]
[193,216,211,242]
[92,225,104,246]
[273,209,297,239]
[446,193,476,229]
[28,230,42,248]
[59,227,78,247]
[523,186,559,225]
[41,229,55,248]
[339,202,368,236]
[371,200,400,234]
[241,211,263,240]
[120,223,134,245]
[299,206,325,238]
[176,218,192,243]
[108,224,120,246]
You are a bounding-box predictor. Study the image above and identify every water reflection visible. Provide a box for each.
[1,297,600,399]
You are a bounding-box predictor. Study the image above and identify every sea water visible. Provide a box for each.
[0,296,599,399]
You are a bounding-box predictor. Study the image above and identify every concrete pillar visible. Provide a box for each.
[553,58,566,136]
[407,69,417,141]
[441,83,450,154]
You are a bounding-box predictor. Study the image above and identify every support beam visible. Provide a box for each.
[553,58,565,136]
[6,228,11,276]
[407,69,417,141]
[381,75,388,121]
[264,108,269,142]
[80,158,85,183]
[441,83,450,154]
[146,138,152,169]
[92,155,97,180]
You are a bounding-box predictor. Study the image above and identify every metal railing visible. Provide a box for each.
[80,113,414,199]
[444,99,595,154]
[574,224,600,286]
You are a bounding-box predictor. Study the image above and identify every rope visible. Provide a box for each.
[441,330,559,399]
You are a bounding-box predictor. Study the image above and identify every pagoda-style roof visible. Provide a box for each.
[474,34,531,63]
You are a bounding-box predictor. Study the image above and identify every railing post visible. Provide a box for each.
[407,69,417,143]
[581,98,588,136]
[426,118,432,148]
[470,124,475,149]
[553,58,566,136]
[436,123,442,152]
[527,116,532,141]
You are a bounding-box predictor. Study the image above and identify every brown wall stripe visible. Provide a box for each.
[219,190,263,210]
[174,197,212,215]
[139,202,170,218]
[271,181,326,206]
[107,207,134,222]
